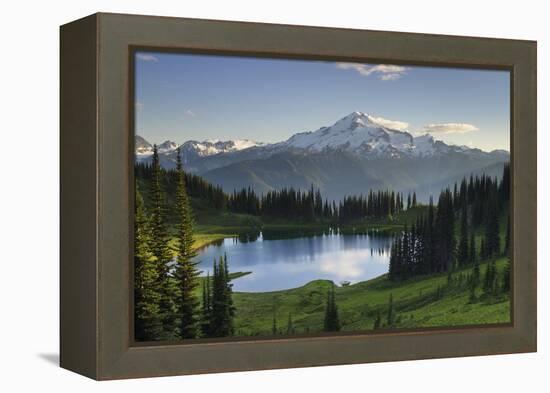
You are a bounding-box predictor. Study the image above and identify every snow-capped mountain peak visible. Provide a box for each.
[135,135,152,156]
[327,111,405,133]
[411,134,436,155]
[157,140,178,153]
[284,112,420,157]
[182,139,264,157]
[331,111,369,130]
[135,136,265,163]
[280,111,503,159]
[135,112,509,171]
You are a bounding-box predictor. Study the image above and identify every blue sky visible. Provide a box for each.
[135,51,510,152]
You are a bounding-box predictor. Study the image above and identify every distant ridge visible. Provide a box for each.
[135,112,509,201]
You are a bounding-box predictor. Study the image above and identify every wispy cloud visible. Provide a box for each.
[135,102,144,110]
[185,109,196,117]
[422,123,479,135]
[136,53,159,62]
[368,115,409,131]
[379,73,402,81]
[336,63,408,81]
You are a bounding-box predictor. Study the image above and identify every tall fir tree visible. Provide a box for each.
[505,214,511,256]
[173,147,201,339]
[484,184,501,257]
[434,189,455,271]
[469,232,477,265]
[134,187,163,341]
[402,226,410,278]
[424,196,436,274]
[209,254,235,337]
[499,163,510,202]
[200,273,212,337]
[471,234,480,285]
[149,145,177,339]
[388,237,402,281]
[457,205,469,266]
[323,284,341,332]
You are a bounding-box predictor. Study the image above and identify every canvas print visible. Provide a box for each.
[133,51,511,342]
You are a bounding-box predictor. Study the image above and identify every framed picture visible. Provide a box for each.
[60,13,537,380]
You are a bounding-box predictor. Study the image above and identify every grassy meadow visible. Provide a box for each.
[197,257,509,336]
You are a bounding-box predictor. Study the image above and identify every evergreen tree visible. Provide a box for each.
[388,237,403,281]
[453,182,459,205]
[323,284,341,332]
[411,221,419,273]
[505,214,511,256]
[134,187,163,341]
[173,147,201,339]
[484,185,501,257]
[423,196,436,274]
[402,226,410,278]
[457,205,469,266]
[149,145,177,339]
[499,163,510,202]
[469,233,477,265]
[412,217,425,275]
[200,273,212,337]
[209,254,235,337]
[434,189,455,271]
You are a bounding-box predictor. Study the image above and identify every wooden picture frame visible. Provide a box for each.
[60,12,537,380]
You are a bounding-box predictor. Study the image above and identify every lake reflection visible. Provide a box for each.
[194,230,394,292]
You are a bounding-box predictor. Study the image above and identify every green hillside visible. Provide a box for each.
[222,257,510,336]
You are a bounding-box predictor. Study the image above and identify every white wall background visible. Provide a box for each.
[0,0,546,390]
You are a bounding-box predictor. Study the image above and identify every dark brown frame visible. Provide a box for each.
[60,12,537,380]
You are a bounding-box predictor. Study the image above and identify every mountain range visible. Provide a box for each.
[136,112,509,201]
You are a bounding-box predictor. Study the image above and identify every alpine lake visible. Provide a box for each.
[193,228,396,292]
